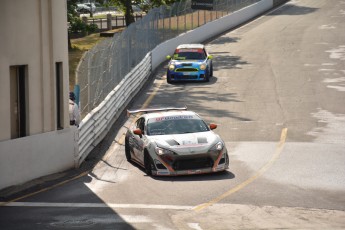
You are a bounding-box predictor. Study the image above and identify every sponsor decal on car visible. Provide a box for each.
[154,115,194,122]
[175,48,203,53]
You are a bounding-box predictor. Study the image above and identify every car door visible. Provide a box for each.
[132,117,146,163]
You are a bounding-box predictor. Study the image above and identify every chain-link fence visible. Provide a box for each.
[76,0,260,118]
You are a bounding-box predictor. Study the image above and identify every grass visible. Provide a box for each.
[68,33,107,91]
[68,28,126,91]
[86,14,122,19]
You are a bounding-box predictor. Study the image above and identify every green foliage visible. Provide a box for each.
[67,0,79,21]
[86,24,99,33]
[108,0,181,14]
[69,17,99,34]
[67,0,98,34]
[69,18,86,33]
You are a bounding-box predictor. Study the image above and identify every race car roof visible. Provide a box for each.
[176,44,204,49]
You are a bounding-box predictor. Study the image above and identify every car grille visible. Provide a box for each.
[173,157,214,170]
[175,68,198,72]
[170,74,199,80]
[178,75,199,80]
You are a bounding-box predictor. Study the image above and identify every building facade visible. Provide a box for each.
[0,0,76,190]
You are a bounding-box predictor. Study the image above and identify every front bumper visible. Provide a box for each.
[167,70,207,81]
[151,151,229,176]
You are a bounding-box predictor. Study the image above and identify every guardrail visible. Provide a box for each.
[76,53,152,167]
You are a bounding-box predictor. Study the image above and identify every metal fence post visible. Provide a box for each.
[107,14,112,30]
[87,52,91,114]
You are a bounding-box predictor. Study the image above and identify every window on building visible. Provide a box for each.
[56,62,64,130]
[10,65,28,139]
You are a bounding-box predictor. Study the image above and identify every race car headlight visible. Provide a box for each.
[200,64,207,70]
[168,64,175,71]
[155,147,175,156]
[208,142,224,154]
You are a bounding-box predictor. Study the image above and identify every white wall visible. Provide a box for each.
[0,127,77,189]
[0,0,70,140]
[0,0,74,190]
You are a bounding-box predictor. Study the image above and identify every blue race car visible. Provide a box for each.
[166,44,213,83]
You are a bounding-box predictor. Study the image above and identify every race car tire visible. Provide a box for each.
[167,72,172,84]
[205,71,210,82]
[210,65,213,77]
[144,152,154,176]
[125,137,131,161]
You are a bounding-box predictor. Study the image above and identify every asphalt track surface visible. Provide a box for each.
[1,0,345,229]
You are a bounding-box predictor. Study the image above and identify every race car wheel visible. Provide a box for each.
[144,152,154,176]
[167,72,172,84]
[205,71,210,82]
[210,65,213,77]
[125,137,131,161]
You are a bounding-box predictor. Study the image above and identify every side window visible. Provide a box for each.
[136,118,145,132]
[203,49,208,58]
[135,119,141,129]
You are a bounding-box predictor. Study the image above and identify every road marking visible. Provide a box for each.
[0,202,193,210]
[193,128,288,212]
[0,171,90,206]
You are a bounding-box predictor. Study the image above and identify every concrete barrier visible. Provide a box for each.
[0,128,77,190]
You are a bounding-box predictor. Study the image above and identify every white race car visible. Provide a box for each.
[125,107,229,176]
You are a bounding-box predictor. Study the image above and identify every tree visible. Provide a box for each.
[109,0,180,26]
[109,0,135,26]
[66,0,98,49]
[67,0,79,50]
[140,0,179,12]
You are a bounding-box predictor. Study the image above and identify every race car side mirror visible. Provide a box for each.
[208,55,213,60]
[166,55,171,60]
[209,123,217,130]
[133,129,143,136]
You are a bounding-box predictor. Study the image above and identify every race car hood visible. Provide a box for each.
[151,131,220,155]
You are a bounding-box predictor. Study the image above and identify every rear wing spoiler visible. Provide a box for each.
[127,106,187,117]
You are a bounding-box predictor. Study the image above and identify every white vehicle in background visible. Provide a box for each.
[76,3,96,14]
[84,3,99,13]
[125,106,229,176]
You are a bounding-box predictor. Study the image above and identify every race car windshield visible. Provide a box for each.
[173,50,206,60]
[147,118,210,136]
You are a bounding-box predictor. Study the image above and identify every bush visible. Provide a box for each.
[69,18,87,33]
[86,24,98,33]
[69,18,98,35]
